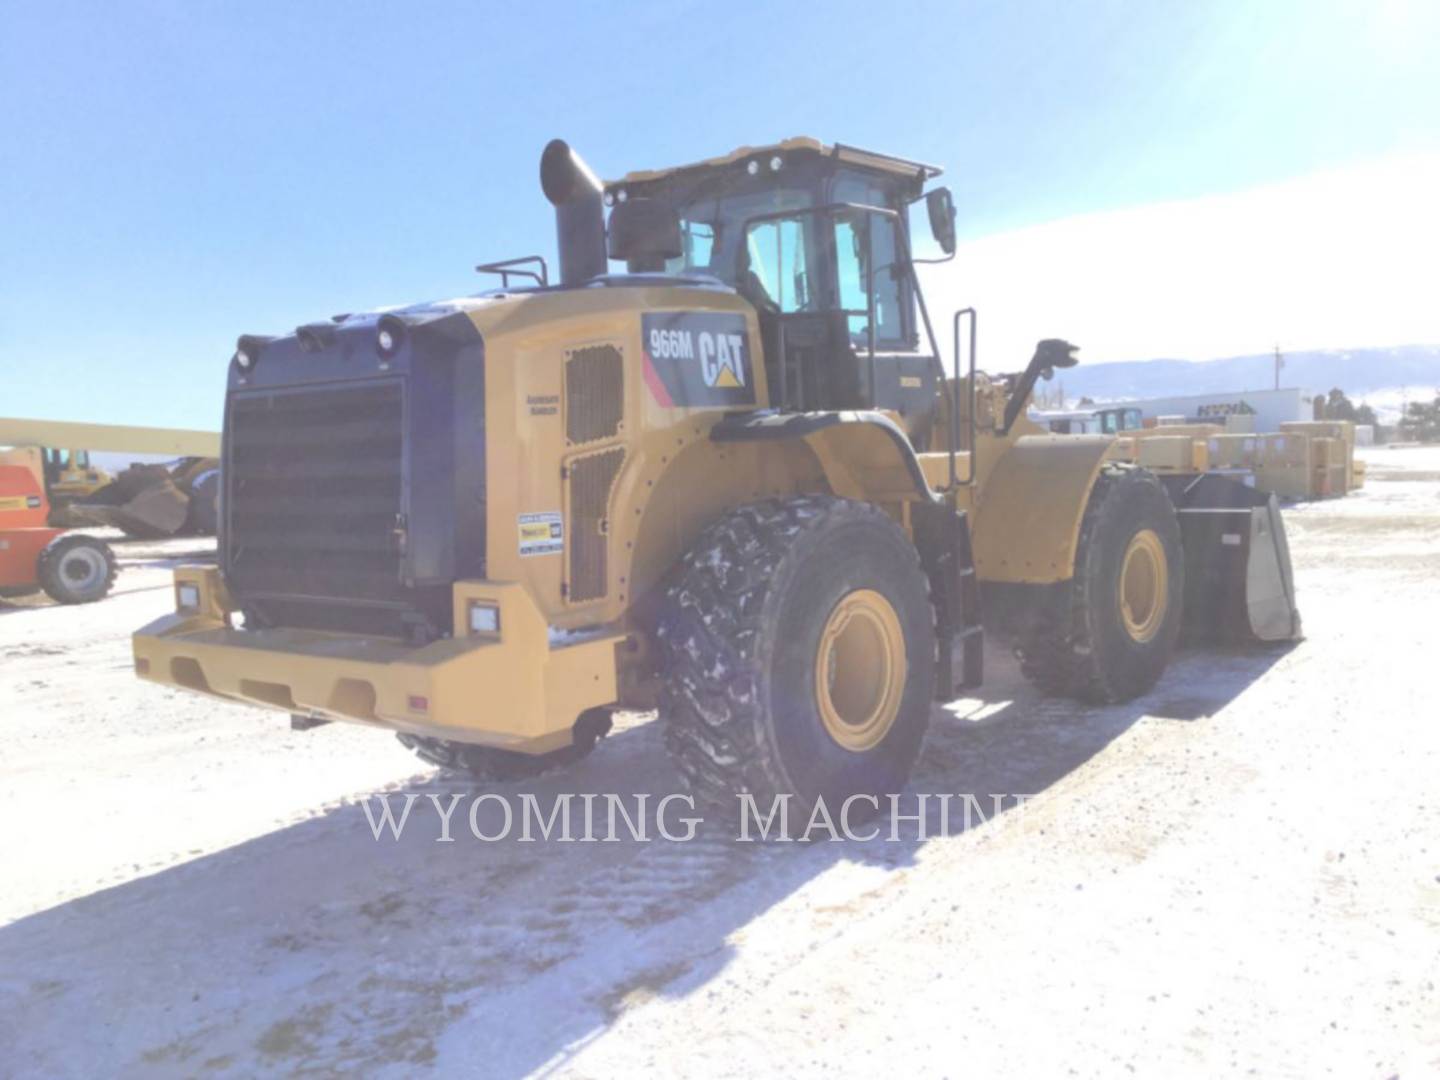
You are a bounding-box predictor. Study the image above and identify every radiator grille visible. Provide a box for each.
[567,448,625,603]
[226,382,405,605]
[565,345,623,445]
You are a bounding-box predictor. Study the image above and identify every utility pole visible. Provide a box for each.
[1273,344,1283,391]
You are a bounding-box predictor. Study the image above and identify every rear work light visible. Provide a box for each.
[468,601,500,636]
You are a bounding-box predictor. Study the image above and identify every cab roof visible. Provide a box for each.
[608,137,943,187]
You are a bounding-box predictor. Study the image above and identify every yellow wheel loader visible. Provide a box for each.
[66,455,220,538]
[42,448,114,518]
[134,138,1300,813]
[0,419,222,538]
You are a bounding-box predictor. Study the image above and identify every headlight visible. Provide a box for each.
[235,334,272,372]
[376,316,405,360]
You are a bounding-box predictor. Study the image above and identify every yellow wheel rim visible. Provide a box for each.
[1118,528,1168,643]
[815,589,907,752]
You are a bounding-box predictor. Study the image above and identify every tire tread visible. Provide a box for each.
[657,494,931,812]
[1017,463,1181,703]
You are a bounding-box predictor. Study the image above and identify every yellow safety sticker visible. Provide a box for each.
[519,511,563,556]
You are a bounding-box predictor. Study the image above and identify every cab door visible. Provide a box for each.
[830,207,938,443]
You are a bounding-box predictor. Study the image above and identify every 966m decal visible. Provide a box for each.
[641,311,755,408]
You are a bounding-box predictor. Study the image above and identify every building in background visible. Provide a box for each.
[1099,387,1319,433]
[1033,388,1318,434]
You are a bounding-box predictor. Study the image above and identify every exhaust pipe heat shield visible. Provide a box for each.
[540,139,608,286]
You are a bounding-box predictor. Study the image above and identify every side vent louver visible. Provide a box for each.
[565,344,623,445]
[567,448,625,603]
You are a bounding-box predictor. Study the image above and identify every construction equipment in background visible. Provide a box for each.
[0,418,221,537]
[134,137,1301,816]
[68,456,220,537]
[1034,408,1098,434]
[0,446,116,604]
[1095,405,1144,434]
[1109,418,1363,500]
[42,448,114,519]
[1033,404,1143,436]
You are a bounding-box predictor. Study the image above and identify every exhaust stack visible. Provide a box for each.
[540,139,608,286]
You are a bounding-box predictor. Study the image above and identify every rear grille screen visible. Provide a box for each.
[226,382,405,605]
[565,345,623,445]
[567,448,625,603]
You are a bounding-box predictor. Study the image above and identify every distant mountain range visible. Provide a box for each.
[1059,345,1440,418]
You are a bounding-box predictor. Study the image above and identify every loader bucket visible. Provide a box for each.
[1171,473,1302,645]
[67,464,191,538]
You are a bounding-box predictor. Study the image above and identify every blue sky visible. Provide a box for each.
[2,0,1436,428]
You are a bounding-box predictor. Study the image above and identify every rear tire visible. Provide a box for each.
[38,534,117,605]
[657,495,935,819]
[1017,464,1183,703]
[183,469,220,535]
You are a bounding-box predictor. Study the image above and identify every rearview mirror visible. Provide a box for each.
[926,187,957,256]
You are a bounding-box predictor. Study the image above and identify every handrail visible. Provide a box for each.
[951,308,978,488]
[475,255,549,288]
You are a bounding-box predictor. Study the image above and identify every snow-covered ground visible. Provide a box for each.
[3,454,1438,1077]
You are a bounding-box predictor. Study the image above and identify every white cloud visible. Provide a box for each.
[920,152,1440,372]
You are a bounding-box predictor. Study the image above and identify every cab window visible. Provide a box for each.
[666,219,716,275]
[743,216,815,312]
[834,212,903,346]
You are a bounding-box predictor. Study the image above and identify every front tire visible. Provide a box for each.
[1018,464,1184,702]
[38,534,117,605]
[658,495,935,818]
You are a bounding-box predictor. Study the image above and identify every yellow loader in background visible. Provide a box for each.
[0,419,220,538]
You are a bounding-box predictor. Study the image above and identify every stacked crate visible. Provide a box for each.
[1279,420,1357,494]
[1255,433,1314,498]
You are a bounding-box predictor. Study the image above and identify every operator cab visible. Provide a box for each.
[603,138,957,444]
[42,447,96,489]
[1095,405,1144,434]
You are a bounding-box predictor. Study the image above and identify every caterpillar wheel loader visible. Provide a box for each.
[0,419,222,538]
[133,137,1300,814]
[66,455,221,538]
[41,447,114,522]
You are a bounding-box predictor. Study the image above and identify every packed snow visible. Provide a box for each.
[2,449,1438,1076]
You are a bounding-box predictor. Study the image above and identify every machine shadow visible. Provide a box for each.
[0,642,1292,1075]
[116,549,217,569]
